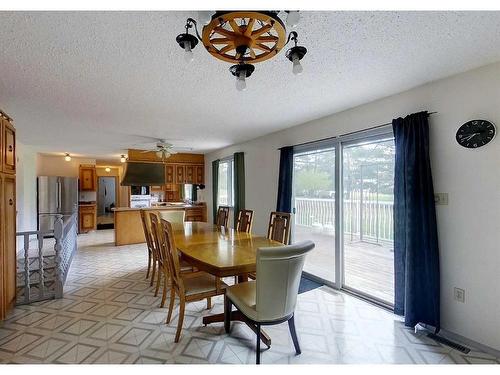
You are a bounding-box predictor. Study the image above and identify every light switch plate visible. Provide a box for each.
[434,193,448,205]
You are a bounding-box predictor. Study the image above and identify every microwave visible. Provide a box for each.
[130,185,150,195]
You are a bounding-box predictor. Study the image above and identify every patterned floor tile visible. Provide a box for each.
[1,229,498,364]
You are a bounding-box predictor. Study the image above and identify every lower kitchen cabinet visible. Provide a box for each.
[79,204,96,233]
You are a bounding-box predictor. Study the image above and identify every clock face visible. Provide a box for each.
[456,120,496,149]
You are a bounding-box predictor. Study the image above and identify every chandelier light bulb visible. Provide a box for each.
[292,54,303,75]
[64,153,71,162]
[120,155,127,163]
[235,70,247,91]
[183,41,194,63]
[286,11,300,28]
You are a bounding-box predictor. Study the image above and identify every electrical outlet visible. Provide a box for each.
[434,193,449,205]
[454,287,465,303]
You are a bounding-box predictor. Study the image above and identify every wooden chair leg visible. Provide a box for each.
[224,295,232,333]
[256,323,261,364]
[174,296,186,343]
[146,251,152,279]
[160,271,168,308]
[206,297,212,310]
[288,315,301,355]
[150,257,157,286]
[166,288,175,324]
[154,267,161,297]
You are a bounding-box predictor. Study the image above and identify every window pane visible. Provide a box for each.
[218,162,229,205]
[342,138,395,304]
[292,147,336,283]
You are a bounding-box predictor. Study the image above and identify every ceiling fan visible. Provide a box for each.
[138,138,192,161]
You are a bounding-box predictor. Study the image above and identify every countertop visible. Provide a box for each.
[112,203,205,212]
[79,201,96,206]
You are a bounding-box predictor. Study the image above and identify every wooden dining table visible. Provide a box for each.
[171,221,284,347]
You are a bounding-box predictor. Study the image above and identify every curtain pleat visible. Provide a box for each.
[212,159,219,223]
[393,111,440,332]
[276,146,294,213]
[233,152,245,228]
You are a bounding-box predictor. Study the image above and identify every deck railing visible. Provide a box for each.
[294,197,394,244]
[16,213,78,304]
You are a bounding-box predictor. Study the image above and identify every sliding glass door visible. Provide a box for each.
[342,138,395,305]
[291,130,395,306]
[292,147,336,283]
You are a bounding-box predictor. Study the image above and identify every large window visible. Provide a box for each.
[217,158,234,207]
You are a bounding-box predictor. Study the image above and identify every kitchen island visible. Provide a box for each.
[112,203,207,246]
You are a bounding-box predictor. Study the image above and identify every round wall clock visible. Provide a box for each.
[456,120,496,149]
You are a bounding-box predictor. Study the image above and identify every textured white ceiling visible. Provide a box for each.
[1,11,500,159]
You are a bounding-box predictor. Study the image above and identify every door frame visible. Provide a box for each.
[291,125,395,303]
[96,175,119,223]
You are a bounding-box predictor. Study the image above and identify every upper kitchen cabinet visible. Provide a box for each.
[185,165,194,184]
[175,164,185,184]
[79,165,97,191]
[165,164,175,184]
[1,118,16,174]
[195,165,204,185]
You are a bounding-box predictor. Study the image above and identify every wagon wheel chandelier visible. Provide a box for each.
[175,11,307,91]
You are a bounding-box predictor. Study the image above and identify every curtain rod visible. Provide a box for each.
[278,111,437,150]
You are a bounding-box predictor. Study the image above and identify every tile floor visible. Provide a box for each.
[0,230,498,364]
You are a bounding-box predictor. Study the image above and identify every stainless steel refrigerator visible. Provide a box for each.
[37,176,78,232]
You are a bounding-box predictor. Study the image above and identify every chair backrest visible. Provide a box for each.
[161,218,183,290]
[148,211,163,263]
[236,209,254,233]
[216,206,230,228]
[267,211,291,244]
[159,210,185,224]
[139,209,154,252]
[255,241,315,321]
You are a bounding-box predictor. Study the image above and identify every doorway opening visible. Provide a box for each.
[97,176,117,230]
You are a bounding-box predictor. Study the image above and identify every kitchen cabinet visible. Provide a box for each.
[2,120,15,174]
[175,164,185,184]
[79,204,96,233]
[185,165,195,184]
[79,165,96,191]
[165,164,175,184]
[0,113,16,321]
[195,165,204,184]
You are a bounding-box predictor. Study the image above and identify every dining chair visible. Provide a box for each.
[161,219,227,342]
[247,211,292,281]
[224,240,315,364]
[139,209,156,283]
[159,209,185,224]
[267,211,291,245]
[216,205,230,228]
[149,212,194,307]
[236,209,254,233]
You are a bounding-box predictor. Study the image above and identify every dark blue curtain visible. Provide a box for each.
[393,111,440,332]
[233,152,245,228]
[276,146,294,213]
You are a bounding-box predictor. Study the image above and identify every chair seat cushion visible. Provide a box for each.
[226,281,259,322]
[182,273,226,296]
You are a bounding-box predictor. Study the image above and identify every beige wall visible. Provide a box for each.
[36,154,96,178]
[16,142,38,233]
[205,62,500,351]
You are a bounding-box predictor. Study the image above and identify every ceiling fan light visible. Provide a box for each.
[64,153,71,162]
[183,41,194,63]
[236,70,247,91]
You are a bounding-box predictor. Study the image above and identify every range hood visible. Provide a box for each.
[121,162,165,186]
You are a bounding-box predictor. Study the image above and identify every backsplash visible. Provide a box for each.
[79,191,97,202]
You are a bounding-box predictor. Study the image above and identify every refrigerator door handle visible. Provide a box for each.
[57,180,62,211]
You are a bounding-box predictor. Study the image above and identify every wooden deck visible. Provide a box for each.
[294,226,394,304]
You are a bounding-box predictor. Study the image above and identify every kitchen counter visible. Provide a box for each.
[111,203,201,212]
[113,203,207,246]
